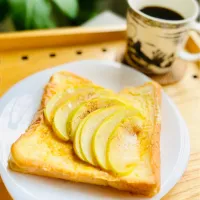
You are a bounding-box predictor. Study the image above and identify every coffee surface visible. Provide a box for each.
[140,6,184,20]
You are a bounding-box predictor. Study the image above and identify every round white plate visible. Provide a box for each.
[0,60,189,200]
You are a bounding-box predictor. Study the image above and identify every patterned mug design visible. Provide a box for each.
[125,7,187,74]
[126,38,175,72]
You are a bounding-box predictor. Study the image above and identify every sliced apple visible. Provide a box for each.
[44,85,103,123]
[67,97,127,140]
[92,109,136,170]
[80,106,126,165]
[52,89,112,141]
[119,93,147,117]
[44,89,73,124]
[73,116,88,161]
[107,116,143,176]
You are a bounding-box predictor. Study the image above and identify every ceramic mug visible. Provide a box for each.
[125,0,200,74]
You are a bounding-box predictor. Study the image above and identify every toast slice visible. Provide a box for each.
[119,81,161,194]
[8,71,161,197]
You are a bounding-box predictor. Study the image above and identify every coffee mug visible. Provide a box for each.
[125,0,200,74]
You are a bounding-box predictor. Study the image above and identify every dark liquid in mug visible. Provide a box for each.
[140,6,184,20]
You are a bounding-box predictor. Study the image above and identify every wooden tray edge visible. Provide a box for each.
[0,25,126,51]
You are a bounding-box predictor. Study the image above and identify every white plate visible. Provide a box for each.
[0,60,189,200]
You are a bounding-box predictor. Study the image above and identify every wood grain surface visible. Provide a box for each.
[0,27,199,200]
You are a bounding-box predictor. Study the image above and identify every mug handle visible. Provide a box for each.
[178,21,200,61]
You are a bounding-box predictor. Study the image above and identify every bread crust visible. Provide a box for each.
[150,81,161,194]
[9,72,161,197]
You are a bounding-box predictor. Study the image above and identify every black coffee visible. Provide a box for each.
[140,6,184,20]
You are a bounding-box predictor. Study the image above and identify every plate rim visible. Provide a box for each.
[0,60,190,200]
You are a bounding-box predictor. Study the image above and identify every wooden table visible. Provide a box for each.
[162,61,200,200]
[0,27,199,200]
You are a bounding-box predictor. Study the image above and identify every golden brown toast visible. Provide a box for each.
[8,71,161,197]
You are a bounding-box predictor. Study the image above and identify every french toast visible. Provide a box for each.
[8,71,161,197]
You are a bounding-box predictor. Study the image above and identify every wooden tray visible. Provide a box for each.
[0,26,199,200]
